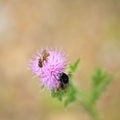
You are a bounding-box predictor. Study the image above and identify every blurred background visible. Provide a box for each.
[0,0,120,120]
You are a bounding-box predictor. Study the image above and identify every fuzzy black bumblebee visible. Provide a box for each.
[59,72,69,84]
[56,72,69,90]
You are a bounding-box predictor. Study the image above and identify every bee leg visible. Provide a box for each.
[54,74,60,81]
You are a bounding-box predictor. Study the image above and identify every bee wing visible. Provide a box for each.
[42,50,50,60]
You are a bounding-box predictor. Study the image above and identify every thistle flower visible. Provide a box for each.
[29,48,67,91]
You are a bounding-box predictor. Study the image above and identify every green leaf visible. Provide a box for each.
[64,79,78,107]
[92,68,107,86]
[91,68,114,104]
[51,89,65,101]
[66,58,80,73]
[97,74,114,96]
[51,58,81,107]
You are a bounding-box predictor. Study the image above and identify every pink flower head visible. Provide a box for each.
[29,48,67,91]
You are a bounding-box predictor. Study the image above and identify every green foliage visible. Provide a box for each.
[91,68,114,104]
[51,89,65,101]
[64,80,77,107]
[66,58,80,73]
[51,58,80,106]
[51,81,78,107]
[63,58,80,107]
[92,68,106,86]
[51,58,114,120]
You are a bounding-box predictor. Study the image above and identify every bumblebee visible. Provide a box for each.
[56,72,69,90]
[38,49,50,68]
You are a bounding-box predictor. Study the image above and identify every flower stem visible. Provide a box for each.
[87,106,101,120]
[70,80,102,120]
[75,89,102,120]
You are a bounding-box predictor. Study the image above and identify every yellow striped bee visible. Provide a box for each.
[38,49,50,68]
